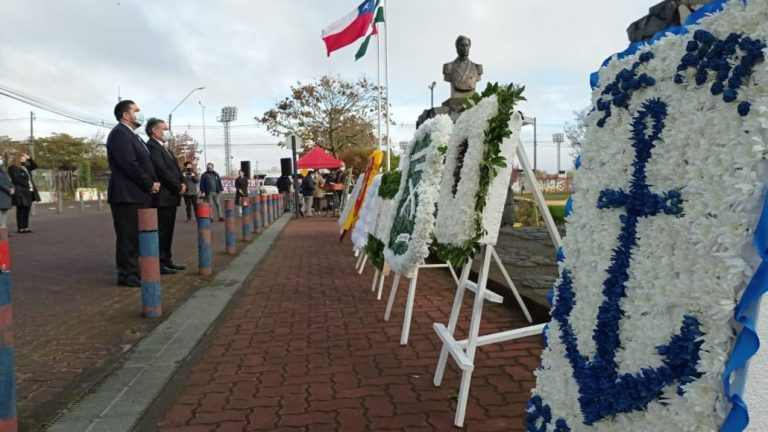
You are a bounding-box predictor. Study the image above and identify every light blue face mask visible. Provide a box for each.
[162,130,172,141]
[0,160,4,167]
[133,112,145,126]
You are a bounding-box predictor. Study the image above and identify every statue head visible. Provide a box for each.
[455,35,471,58]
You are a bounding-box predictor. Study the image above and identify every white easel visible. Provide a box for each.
[383,260,460,345]
[432,116,563,427]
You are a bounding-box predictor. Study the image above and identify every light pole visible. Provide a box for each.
[428,81,436,110]
[553,132,565,175]
[199,101,208,166]
[168,86,205,146]
[217,106,237,177]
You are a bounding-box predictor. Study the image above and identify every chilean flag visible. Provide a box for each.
[322,0,377,57]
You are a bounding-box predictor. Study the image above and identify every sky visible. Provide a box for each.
[0,0,658,175]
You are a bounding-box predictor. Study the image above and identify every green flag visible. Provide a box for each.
[354,6,385,61]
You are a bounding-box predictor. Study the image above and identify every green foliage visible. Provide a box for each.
[548,205,566,222]
[78,160,92,188]
[433,83,526,270]
[259,75,389,157]
[364,234,385,271]
[378,170,401,200]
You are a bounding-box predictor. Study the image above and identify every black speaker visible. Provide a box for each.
[280,158,293,176]
[240,161,251,177]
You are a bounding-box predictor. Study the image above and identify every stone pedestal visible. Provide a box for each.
[416,98,469,128]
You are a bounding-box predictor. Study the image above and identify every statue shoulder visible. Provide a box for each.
[443,62,452,74]
[474,62,483,75]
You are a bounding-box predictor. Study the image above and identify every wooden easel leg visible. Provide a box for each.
[376,271,386,300]
[384,272,402,321]
[447,263,459,286]
[490,246,533,323]
[358,255,368,274]
[434,260,472,386]
[371,269,379,292]
[400,268,420,346]
[454,245,493,426]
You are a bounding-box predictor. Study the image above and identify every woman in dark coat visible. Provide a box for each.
[0,154,14,229]
[8,152,39,233]
[234,170,248,207]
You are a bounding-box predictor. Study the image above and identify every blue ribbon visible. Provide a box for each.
[721,189,768,432]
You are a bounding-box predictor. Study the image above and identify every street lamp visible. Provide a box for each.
[199,101,207,166]
[553,132,565,175]
[428,81,436,110]
[168,86,205,136]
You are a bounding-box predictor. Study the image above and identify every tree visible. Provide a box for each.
[35,133,89,171]
[564,107,589,157]
[170,131,200,168]
[259,75,390,157]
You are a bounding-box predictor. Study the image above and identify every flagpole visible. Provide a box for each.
[383,0,391,171]
[376,33,383,154]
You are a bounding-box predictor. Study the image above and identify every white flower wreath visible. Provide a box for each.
[384,115,454,277]
[351,174,383,251]
[432,90,524,269]
[529,1,768,431]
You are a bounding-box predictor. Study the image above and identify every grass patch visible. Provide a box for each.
[548,205,566,222]
[520,192,572,202]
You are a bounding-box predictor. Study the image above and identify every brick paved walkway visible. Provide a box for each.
[151,217,543,431]
[10,206,251,431]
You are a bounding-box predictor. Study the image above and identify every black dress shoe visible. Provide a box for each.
[160,266,177,275]
[118,277,142,287]
[166,262,187,270]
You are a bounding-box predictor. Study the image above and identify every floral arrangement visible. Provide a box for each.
[432,83,526,269]
[351,174,383,252]
[339,175,365,233]
[341,149,383,238]
[385,115,454,277]
[529,1,768,431]
[364,170,402,271]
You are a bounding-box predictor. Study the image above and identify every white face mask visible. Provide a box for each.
[0,160,4,166]
[162,130,172,142]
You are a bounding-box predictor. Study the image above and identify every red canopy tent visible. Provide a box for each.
[296,146,344,170]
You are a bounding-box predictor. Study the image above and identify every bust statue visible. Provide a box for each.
[443,35,483,99]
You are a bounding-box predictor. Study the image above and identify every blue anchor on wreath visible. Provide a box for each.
[529,98,704,431]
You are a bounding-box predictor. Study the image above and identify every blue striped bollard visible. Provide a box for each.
[241,198,252,242]
[250,199,257,234]
[254,196,262,234]
[261,195,268,227]
[224,199,236,255]
[0,228,16,432]
[269,194,277,222]
[138,209,161,318]
[196,203,212,276]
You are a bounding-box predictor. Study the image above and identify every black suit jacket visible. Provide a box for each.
[107,123,156,205]
[146,138,183,208]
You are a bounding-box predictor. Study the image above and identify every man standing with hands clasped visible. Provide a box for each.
[145,118,187,275]
[107,100,160,287]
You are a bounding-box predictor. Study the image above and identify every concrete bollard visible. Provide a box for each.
[56,192,63,214]
[97,191,104,211]
[0,228,16,432]
[224,199,236,255]
[241,198,252,242]
[30,201,36,217]
[79,191,84,212]
[138,209,161,318]
[196,203,212,276]
[250,199,257,234]
[254,196,262,234]
[261,195,268,228]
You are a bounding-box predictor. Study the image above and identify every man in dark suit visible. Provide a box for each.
[107,100,160,287]
[145,118,186,275]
